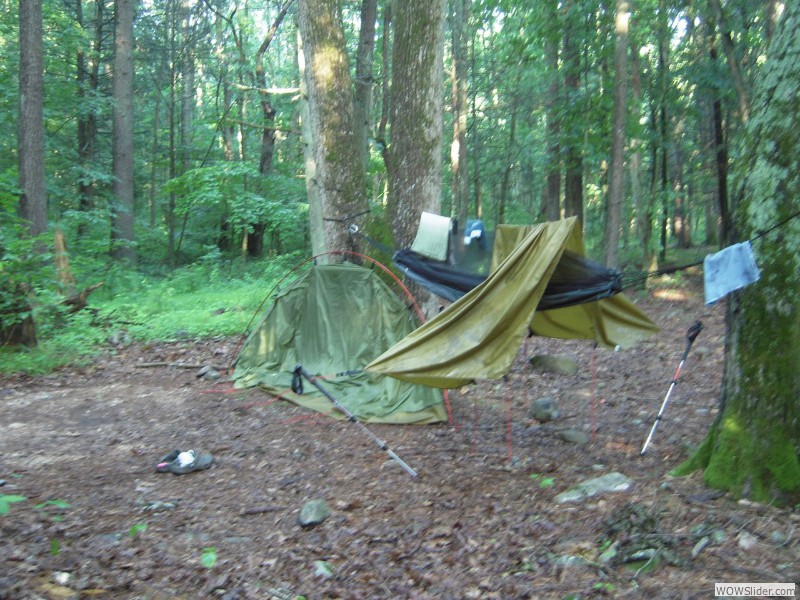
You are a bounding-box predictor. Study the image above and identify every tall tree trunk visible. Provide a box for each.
[543,0,561,222]
[670,140,691,248]
[386,0,447,247]
[354,0,377,173]
[708,0,751,121]
[167,0,178,264]
[630,39,650,258]
[376,2,391,150]
[449,0,470,230]
[562,11,583,224]
[111,0,136,264]
[604,0,629,267]
[657,2,670,261]
[297,0,368,257]
[180,0,194,175]
[18,0,47,238]
[149,90,160,228]
[76,0,103,240]
[706,27,732,245]
[297,28,322,254]
[675,2,800,504]
[496,69,519,226]
[469,26,482,219]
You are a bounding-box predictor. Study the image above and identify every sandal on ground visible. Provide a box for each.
[166,450,214,475]
[155,449,182,473]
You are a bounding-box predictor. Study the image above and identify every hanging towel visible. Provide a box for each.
[703,241,761,304]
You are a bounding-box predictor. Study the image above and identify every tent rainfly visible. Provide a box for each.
[366,217,659,388]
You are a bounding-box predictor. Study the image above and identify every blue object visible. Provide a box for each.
[703,241,761,304]
[463,219,488,250]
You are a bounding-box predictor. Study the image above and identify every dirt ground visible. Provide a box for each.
[1,275,798,599]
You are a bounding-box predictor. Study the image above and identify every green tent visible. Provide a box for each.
[232,262,448,424]
[367,217,659,388]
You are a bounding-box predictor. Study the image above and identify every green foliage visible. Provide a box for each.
[129,522,148,539]
[0,495,27,516]
[97,253,303,342]
[161,164,307,259]
[200,547,218,569]
[35,499,71,510]
[0,251,305,375]
[528,473,556,489]
[0,310,107,375]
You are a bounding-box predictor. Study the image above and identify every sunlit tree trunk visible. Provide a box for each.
[111,0,136,264]
[386,0,446,246]
[630,39,651,259]
[675,3,800,504]
[604,0,629,267]
[298,0,367,257]
[449,0,470,230]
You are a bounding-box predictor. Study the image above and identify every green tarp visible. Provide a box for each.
[366,218,659,388]
[232,262,447,424]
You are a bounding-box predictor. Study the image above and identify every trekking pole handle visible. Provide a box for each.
[680,321,703,363]
[686,321,703,343]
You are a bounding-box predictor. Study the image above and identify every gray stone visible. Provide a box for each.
[297,499,331,527]
[554,472,633,504]
[560,429,590,444]
[529,396,560,422]
[529,354,578,376]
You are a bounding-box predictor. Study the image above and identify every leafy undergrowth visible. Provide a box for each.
[1,276,798,599]
[0,253,306,376]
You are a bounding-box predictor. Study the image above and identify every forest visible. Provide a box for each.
[1,0,799,597]
[3,1,783,277]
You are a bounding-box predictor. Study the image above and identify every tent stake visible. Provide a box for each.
[293,365,418,478]
[641,321,703,455]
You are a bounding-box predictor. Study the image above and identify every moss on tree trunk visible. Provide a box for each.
[673,3,800,505]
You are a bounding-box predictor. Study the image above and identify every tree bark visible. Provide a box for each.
[604,0,629,267]
[674,3,800,504]
[18,0,48,238]
[76,0,103,240]
[354,0,377,173]
[386,0,447,247]
[630,39,651,259]
[111,0,136,264]
[449,0,470,230]
[297,0,368,257]
[543,0,561,222]
[562,4,583,225]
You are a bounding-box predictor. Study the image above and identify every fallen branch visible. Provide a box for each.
[241,506,284,516]
[134,362,227,370]
[63,282,105,314]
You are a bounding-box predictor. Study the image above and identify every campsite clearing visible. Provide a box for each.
[2,275,798,599]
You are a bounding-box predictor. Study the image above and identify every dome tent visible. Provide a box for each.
[232,261,447,424]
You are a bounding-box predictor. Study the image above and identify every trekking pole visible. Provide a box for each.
[640,321,703,456]
[292,365,418,478]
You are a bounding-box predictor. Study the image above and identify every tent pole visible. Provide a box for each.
[293,365,419,478]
